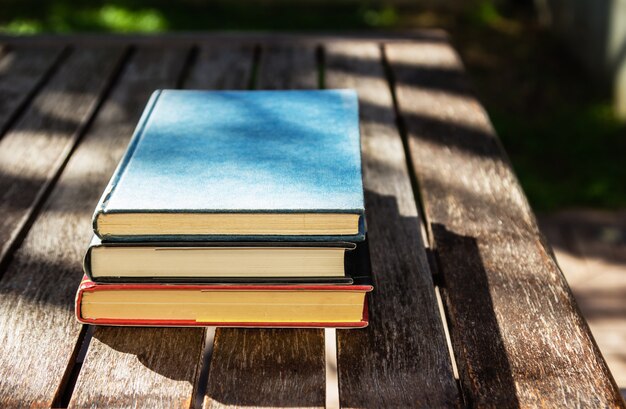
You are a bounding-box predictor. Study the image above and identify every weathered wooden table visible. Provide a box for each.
[0,32,623,408]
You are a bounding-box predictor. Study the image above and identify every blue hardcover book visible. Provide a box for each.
[93,89,365,242]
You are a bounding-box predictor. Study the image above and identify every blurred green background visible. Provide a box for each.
[1,0,624,212]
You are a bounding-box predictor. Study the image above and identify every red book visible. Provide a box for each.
[75,276,371,328]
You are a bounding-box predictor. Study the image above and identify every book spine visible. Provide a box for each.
[82,243,96,281]
[92,90,163,237]
[75,276,96,323]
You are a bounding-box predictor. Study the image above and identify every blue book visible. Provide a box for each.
[93,89,365,242]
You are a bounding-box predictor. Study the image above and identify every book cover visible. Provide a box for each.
[75,276,372,328]
[93,89,365,241]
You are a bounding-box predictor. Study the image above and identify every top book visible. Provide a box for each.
[93,89,365,241]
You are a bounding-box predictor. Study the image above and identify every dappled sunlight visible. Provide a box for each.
[31,90,99,122]
[107,90,363,211]
[387,42,462,70]
[0,129,69,178]
[403,91,492,131]
[324,42,419,219]
[361,128,417,218]
[391,78,494,135]
[323,41,380,62]
[324,43,390,110]
[0,45,190,406]
[384,39,535,230]
[354,87,393,110]
[416,155,534,232]
[0,51,17,72]
[0,251,83,407]
[0,30,622,406]
[386,41,498,145]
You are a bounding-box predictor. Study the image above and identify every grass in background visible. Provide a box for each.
[1,0,624,211]
[0,1,402,33]
[449,3,626,210]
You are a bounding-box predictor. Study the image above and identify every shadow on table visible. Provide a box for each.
[431,223,520,407]
[92,326,203,383]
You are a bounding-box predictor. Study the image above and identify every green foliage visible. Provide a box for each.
[360,5,398,28]
[491,102,626,210]
[84,5,167,32]
[467,0,503,28]
[1,19,43,34]
[0,3,167,33]
[0,1,404,33]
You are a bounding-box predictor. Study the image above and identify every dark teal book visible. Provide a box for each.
[93,89,365,241]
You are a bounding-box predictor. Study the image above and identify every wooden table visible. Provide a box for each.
[0,32,623,408]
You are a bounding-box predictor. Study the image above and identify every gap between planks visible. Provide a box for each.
[0,45,132,278]
[0,45,137,407]
[381,40,463,396]
[0,44,70,139]
[324,40,460,407]
[63,46,204,407]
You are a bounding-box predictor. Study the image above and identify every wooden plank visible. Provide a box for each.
[0,45,65,136]
[184,44,255,90]
[324,41,460,407]
[206,329,326,409]
[70,327,203,408]
[199,44,326,409]
[0,46,126,274]
[0,46,129,407]
[257,43,318,90]
[386,40,626,407]
[64,46,199,408]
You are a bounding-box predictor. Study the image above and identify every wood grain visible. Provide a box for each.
[0,46,127,408]
[386,40,625,407]
[324,41,461,408]
[0,48,128,407]
[257,43,318,89]
[0,46,126,274]
[63,46,201,408]
[70,327,203,408]
[183,43,255,90]
[200,44,326,409]
[0,45,65,136]
[206,329,326,409]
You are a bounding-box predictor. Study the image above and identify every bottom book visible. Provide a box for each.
[75,276,372,328]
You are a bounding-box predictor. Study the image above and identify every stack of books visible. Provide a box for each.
[75,89,373,328]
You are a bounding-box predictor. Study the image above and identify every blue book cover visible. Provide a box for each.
[93,89,365,242]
